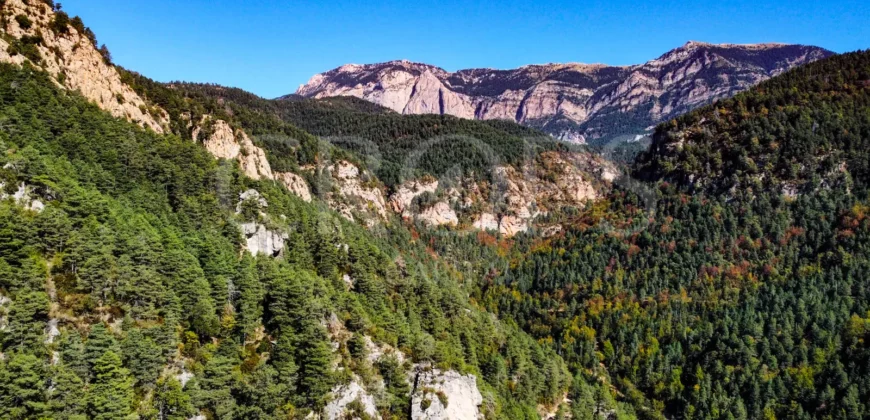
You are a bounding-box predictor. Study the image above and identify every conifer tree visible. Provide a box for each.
[87,350,135,420]
[296,322,334,408]
[2,290,49,351]
[84,323,120,376]
[154,378,196,420]
[49,364,87,419]
[235,255,264,335]
[0,352,48,418]
[58,330,89,380]
[121,327,164,387]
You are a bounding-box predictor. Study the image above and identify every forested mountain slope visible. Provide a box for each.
[0,2,642,419]
[636,50,870,197]
[165,82,619,237]
[1,1,868,419]
[0,0,168,132]
[0,60,586,419]
[451,51,870,419]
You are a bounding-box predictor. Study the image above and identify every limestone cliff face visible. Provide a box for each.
[274,172,312,202]
[235,190,288,257]
[190,116,318,205]
[297,43,832,142]
[323,312,485,420]
[322,160,389,224]
[411,368,484,420]
[0,0,167,132]
[192,117,274,180]
[389,150,618,237]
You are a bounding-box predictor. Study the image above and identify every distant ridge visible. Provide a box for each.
[295,42,833,144]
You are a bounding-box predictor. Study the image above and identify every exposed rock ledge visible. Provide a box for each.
[327,161,388,223]
[418,201,458,227]
[1,182,45,212]
[275,172,312,202]
[240,222,288,257]
[391,179,439,216]
[235,190,288,257]
[193,117,273,181]
[390,150,617,237]
[0,0,168,133]
[324,379,379,420]
[411,368,484,420]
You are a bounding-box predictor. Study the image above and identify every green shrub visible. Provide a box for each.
[48,10,70,34]
[14,14,33,30]
[6,35,43,63]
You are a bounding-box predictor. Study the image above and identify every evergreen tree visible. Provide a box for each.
[78,249,118,304]
[121,327,164,387]
[235,255,264,335]
[378,355,411,415]
[87,350,135,420]
[154,378,196,420]
[2,290,49,351]
[296,322,334,408]
[0,352,48,418]
[84,323,119,375]
[49,364,87,420]
[195,353,238,419]
[270,329,299,400]
[57,330,89,380]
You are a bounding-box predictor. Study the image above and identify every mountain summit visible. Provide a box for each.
[296,42,832,143]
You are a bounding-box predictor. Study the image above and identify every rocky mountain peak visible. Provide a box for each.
[296,42,833,143]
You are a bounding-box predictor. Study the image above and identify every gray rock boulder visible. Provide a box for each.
[411,368,483,420]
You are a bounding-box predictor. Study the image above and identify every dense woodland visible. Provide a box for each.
[431,50,870,419]
[168,83,569,190]
[0,63,584,419]
[636,51,870,197]
[0,5,869,417]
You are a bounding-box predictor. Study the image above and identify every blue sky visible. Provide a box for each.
[62,0,869,99]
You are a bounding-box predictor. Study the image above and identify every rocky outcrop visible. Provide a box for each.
[275,172,312,202]
[472,213,500,232]
[411,368,483,420]
[235,190,288,257]
[321,313,483,420]
[0,294,10,333]
[363,335,405,365]
[44,318,60,345]
[391,150,616,237]
[193,117,273,180]
[297,43,832,142]
[326,161,388,223]
[391,179,439,215]
[0,0,167,132]
[418,201,458,227]
[324,380,380,420]
[1,182,46,212]
[240,222,288,257]
[390,179,462,227]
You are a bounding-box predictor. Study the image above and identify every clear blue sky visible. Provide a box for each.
[62,0,869,99]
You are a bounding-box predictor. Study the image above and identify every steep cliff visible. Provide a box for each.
[0,0,168,132]
[296,43,833,143]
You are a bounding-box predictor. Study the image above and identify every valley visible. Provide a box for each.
[0,1,868,419]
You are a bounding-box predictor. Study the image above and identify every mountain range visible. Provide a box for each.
[295,42,832,143]
[1,0,870,419]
